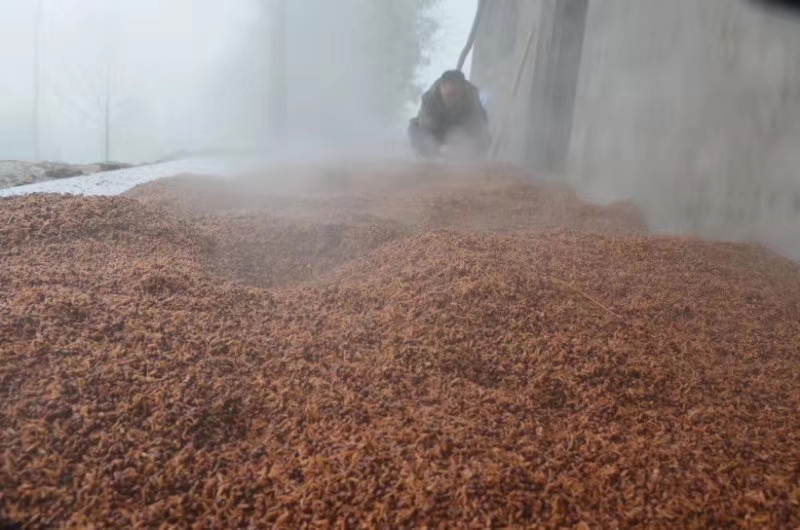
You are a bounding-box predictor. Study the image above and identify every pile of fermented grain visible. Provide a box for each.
[2,165,799,528]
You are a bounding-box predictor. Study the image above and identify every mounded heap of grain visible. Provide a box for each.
[2,165,799,528]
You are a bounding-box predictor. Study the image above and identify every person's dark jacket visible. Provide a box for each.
[416,76,489,144]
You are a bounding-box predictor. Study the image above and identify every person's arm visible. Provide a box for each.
[416,86,441,134]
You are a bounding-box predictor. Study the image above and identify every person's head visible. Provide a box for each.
[438,70,467,109]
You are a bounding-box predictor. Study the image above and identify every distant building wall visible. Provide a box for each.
[472,0,800,252]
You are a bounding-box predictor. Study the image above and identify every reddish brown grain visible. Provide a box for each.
[1,166,799,529]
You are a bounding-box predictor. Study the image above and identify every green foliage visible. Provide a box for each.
[225,0,442,135]
[353,0,441,122]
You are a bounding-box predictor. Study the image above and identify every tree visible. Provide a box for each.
[353,0,442,122]
[47,60,133,162]
[39,0,136,162]
[268,0,287,140]
[32,0,43,161]
[201,0,442,149]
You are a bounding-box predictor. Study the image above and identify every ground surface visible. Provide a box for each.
[0,158,259,199]
[0,161,132,190]
[1,163,799,528]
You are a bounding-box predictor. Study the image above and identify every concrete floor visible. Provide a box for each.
[0,157,264,198]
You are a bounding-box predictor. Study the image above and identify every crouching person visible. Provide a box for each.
[408,70,491,161]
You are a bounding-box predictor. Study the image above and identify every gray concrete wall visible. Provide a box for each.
[473,0,590,173]
[473,0,800,252]
[471,0,540,164]
[525,0,588,173]
[569,0,800,241]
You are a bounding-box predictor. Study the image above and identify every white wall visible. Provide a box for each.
[569,0,800,241]
[473,0,800,249]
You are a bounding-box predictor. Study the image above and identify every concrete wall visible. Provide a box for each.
[472,0,588,172]
[473,0,800,250]
[471,0,537,164]
[570,0,800,241]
